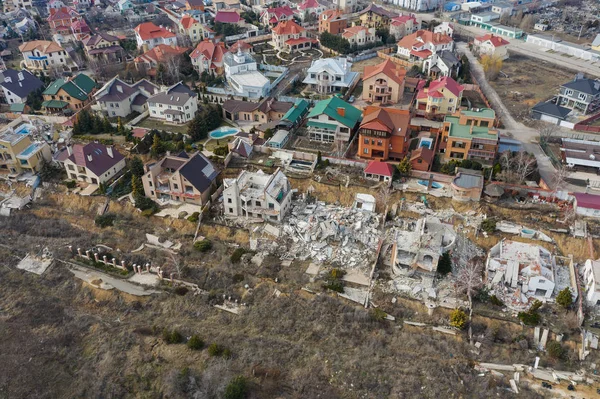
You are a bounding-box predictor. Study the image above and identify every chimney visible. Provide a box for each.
[17,72,24,81]
[107,145,114,158]
[337,107,345,117]
[87,154,93,162]
[67,145,73,156]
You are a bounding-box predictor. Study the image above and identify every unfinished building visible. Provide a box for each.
[223,168,292,223]
[390,216,456,275]
[486,240,556,307]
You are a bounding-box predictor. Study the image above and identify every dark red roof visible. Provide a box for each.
[67,143,124,176]
[574,193,600,210]
[364,160,395,177]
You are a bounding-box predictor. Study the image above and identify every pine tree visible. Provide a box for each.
[129,156,144,177]
[151,134,163,158]
[397,156,412,177]
[131,175,144,203]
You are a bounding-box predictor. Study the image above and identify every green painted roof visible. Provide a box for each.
[43,74,96,101]
[307,121,338,131]
[445,116,498,140]
[43,78,65,96]
[42,100,69,109]
[459,108,495,119]
[282,99,309,123]
[72,73,96,94]
[307,96,362,129]
[9,103,26,112]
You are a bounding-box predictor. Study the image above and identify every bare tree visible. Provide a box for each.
[514,151,537,184]
[454,256,484,345]
[551,163,570,198]
[164,55,182,84]
[538,123,558,146]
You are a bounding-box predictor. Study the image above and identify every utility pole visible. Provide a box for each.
[578,24,583,40]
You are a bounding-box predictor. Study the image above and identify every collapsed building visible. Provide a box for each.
[390,216,456,275]
[486,240,557,307]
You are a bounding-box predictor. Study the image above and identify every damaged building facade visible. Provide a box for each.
[223,168,292,222]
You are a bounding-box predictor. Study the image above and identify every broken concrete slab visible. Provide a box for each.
[128,273,160,287]
[263,224,281,238]
[341,269,370,286]
[305,263,320,275]
[17,254,53,275]
[339,287,368,305]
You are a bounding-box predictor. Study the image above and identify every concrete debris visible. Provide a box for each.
[432,326,456,335]
[17,253,53,275]
[496,221,553,242]
[214,304,240,314]
[146,233,182,251]
[339,287,369,305]
[305,263,320,275]
[263,223,281,238]
[509,379,519,394]
[353,193,376,212]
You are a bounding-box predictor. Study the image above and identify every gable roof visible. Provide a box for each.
[181,15,199,29]
[308,96,361,128]
[562,77,600,95]
[178,152,219,193]
[95,77,137,102]
[361,106,410,137]
[48,7,78,21]
[148,82,196,106]
[19,40,64,54]
[593,34,600,47]
[298,0,321,10]
[263,5,295,17]
[0,69,44,99]
[44,73,95,100]
[397,29,453,49]
[363,59,406,86]
[134,22,177,41]
[135,44,188,64]
[272,20,305,35]
[391,15,416,25]
[410,146,435,164]
[343,26,370,39]
[476,33,510,47]
[574,193,600,210]
[306,57,350,76]
[82,31,120,47]
[364,160,395,177]
[223,97,292,114]
[359,3,397,18]
[532,101,571,120]
[67,142,124,176]
[427,76,463,98]
[321,9,345,21]
[190,39,228,66]
[229,40,252,53]
[215,10,242,23]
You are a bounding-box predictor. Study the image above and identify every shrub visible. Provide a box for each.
[490,295,504,307]
[208,343,224,357]
[63,180,77,189]
[371,308,387,321]
[547,341,564,359]
[323,280,344,293]
[518,311,541,326]
[213,145,229,156]
[140,209,154,217]
[174,286,188,296]
[194,239,212,252]
[530,300,543,312]
[230,248,246,263]
[556,288,573,309]
[450,309,468,329]
[224,376,248,399]
[437,252,452,275]
[187,334,204,350]
[162,329,183,344]
[95,213,116,228]
[187,212,200,223]
[330,268,346,279]
[481,218,497,234]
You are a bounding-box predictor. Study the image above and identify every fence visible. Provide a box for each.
[206,87,230,95]
[269,68,289,90]
[259,63,288,73]
[127,110,149,127]
[574,112,600,133]
[376,48,416,68]
[409,170,455,184]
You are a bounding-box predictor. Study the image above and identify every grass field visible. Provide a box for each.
[136,118,190,134]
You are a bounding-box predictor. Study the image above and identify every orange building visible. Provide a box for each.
[358,106,411,161]
[319,10,347,35]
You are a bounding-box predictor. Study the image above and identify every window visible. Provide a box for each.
[363,138,369,144]
[565,89,573,96]
[227,198,232,203]
[578,92,587,100]
[255,201,261,207]
[229,208,233,213]
[149,181,153,187]
[448,107,453,111]
[448,98,453,103]
[363,148,369,154]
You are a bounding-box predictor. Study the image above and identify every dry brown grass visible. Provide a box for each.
[198,223,249,245]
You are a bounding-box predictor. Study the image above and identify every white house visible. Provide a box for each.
[526,34,600,62]
[223,49,270,99]
[63,143,126,185]
[18,40,71,72]
[222,168,293,223]
[383,0,442,11]
[94,77,159,118]
[148,82,198,124]
[473,34,510,60]
[302,57,359,94]
[583,259,600,306]
[134,22,178,50]
[342,26,377,46]
[491,2,513,16]
[397,30,454,61]
[0,69,44,105]
[434,21,454,37]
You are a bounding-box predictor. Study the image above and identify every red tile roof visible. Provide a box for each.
[410,147,435,164]
[410,49,432,59]
[48,7,78,22]
[180,15,199,29]
[132,128,149,138]
[363,59,406,86]
[229,40,252,53]
[475,33,510,47]
[190,39,228,67]
[361,106,410,138]
[285,37,317,46]
[428,76,463,98]
[135,44,188,64]
[398,29,453,49]
[263,5,295,18]
[215,10,242,23]
[364,160,395,177]
[135,22,176,41]
[342,25,369,39]
[391,15,416,25]
[298,0,320,10]
[321,9,345,21]
[272,20,305,35]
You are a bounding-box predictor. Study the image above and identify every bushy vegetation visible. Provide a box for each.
[450,309,468,329]
[187,212,200,223]
[187,104,223,142]
[481,218,497,234]
[63,180,77,189]
[213,146,229,156]
[546,341,564,359]
[162,329,183,344]
[323,268,346,293]
[556,288,573,309]
[187,335,204,350]
[194,239,212,252]
[230,248,247,264]
[72,109,116,135]
[439,159,483,175]
[437,252,452,275]
[518,300,542,326]
[224,376,248,399]
[320,32,383,54]
[95,213,116,228]
[207,343,230,358]
[489,295,504,307]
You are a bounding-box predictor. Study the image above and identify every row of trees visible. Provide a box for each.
[320,32,385,55]
[187,104,223,142]
[72,109,116,135]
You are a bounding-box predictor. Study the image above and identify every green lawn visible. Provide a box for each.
[136,118,190,134]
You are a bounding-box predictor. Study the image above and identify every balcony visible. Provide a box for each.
[468,149,495,159]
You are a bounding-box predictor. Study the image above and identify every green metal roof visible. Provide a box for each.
[72,73,96,94]
[307,121,338,131]
[9,103,26,112]
[307,96,362,129]
[42,74,96,101]
[282,99,309,123]
[459,108,495,119]
[43,78,65,96]
[445,116,498,140]
[42,100,69,109]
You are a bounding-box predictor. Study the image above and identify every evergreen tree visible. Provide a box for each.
[396,156,412,177]
[151,134,164,158]
[131,175,144,203]
[129,156,145,177]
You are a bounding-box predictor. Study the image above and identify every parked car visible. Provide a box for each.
[348,95,355,103]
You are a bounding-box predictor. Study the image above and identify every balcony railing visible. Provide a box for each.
[468,149,495,159]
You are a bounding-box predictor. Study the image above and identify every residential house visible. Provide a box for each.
[433,21,454,37]
[94,77,159,118]
[439,108,498,165]
[390,15,418,39]
[47,7,80,34]
[573,193,600,218]
[358,106,410,161]
[223,48,270,98]
[178,15,205,43]
[450,169,484,201]
[531,101,572,124]
[318,9,347,35]
[280,98,310,129]
[19,40,71,72]
[134,44,189,76]
[410,146,435,171]
[358,3,397,28]
[534,23,549,32]
[214,10,243,24]
[214,0,241,10]
[363,160,395,185]
[306,96,361,143]
[415,76,464,116]
[486,240,557,303]
[186,0,205,11]
[473,34,510,60]
[397,30,454,62]
[222,97,293,124]
[134,22,178,50]
[302,57,359,94]
[82,32,125,64]
[142,151,219,205]
[362,59,406,105]
[222,168,292,222]
[386,0,442,12]
[272,20,316,52]
[190,39,228,76]
[583,259,600,306]
[338,0,357,13]
[0,69,44,105]
[261,6,295,27]
[0,125,51,175]
[423,50,461,79]
[229,40,252,54]
[491,2,513,17]
[296,0,326,22]
[557,74,600,115]
[561,138,600,171]
[117,0,134,12]
[147,82,197,124]
[63,143,126,185]
[42,73,96,114]
[470,12,500,25]
[342,26,377,47]
[70,18,91,41]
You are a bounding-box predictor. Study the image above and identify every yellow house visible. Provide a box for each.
[440,108,498,165]
[0,123,52,175]
[415,76,464,117]
[358,3,397,28]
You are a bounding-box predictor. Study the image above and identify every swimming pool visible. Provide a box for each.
[19,143,39,157]
[209,126,240,139]
[417,180,443,189]
[15,124,33,135]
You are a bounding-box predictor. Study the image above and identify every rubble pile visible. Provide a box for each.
[281,201,382,269]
